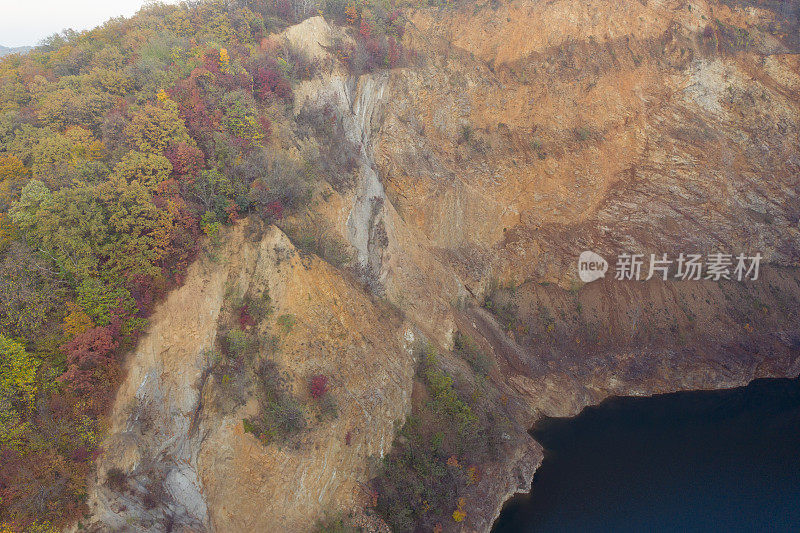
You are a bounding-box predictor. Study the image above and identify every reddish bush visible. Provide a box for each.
[128,274,156,315]
[253,67,292,102]
[360,20,373,39]
[388,10,404,39]
[157,203,201,283]
[309,374,329,399]
[154,177,181,198]
[47,390,73,418]
[202,49,222,74]
[165,142,204,177]
[364,37,385,71]
[259,115,272,139]
[225,199,239,222]
[388,37,401,68]
[238,305,256,328]
[274,0,294,21]
[265,200,284,220]
[70,446,91,462]
[59,325,119,393]
[260,37,281,55]
[169,69,218,143]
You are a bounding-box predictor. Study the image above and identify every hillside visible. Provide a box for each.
[0,0,799,532]
[0,46,32,58]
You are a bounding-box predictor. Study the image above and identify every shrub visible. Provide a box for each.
[244,359,306,443]
[253,66,293,102]
[309,374,329,399]
[164,142,204,177]
[246,151,312,216]
[458,124,473,144]
[242,418,260,436]
[246,290,274,321]
[105,468,128,493]
[308,374,338,420]
[482,291,518,332]
[281,214,353,268]
[575,126,594,142]
[296,102,359,190]
[372,344,508,531]
[319,392,338,420]
[141,478,167,510]
[329,0,406,74]
[423,365,478,436]
[238,305,256,328]
[372,346,476,530]
[59,325,119,395]
[237,289,272,328]
[453,332,493,376]
[313,512,360,533]
[221,327,256,358]
[281,42,319,80]
[277,313,296,333]
[531,139,547,159]
[265,395,305,436]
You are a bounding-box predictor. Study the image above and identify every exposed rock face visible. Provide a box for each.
[381,0,800,289]
[85,226,229,532]
[86,2,800,532]
[196,226,414,532]
[461,269,800,531]
[86,224,416,532]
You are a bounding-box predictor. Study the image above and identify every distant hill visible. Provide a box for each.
[0,45,33,57]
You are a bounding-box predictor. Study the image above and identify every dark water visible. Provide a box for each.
[492,377,800,533]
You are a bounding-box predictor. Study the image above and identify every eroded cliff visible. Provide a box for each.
[85,1,800,531]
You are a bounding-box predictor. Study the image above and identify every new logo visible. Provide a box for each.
[578,251,608,282]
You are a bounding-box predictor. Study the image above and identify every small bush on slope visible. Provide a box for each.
[372,345,509,532]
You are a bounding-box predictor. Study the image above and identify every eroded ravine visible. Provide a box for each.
[344,73,390,284]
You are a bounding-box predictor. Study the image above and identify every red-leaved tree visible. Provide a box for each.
[253,67,293,102]
[165,142,205,178]
[59,325,119,395]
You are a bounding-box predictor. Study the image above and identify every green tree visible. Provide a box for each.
[76,276,137,327]
[0,242,64,339]
[11,178,174,283]
[97,176,173,280]
[37,83,113,130]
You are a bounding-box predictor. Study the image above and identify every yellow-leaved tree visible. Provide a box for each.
[62,302,95,340]
[0,335,39,450]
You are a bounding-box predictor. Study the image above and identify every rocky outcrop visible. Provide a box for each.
[85,224,416,532]
[196,225,414,532]
[360,0,800,528]
[461,267,800,530]
[381,0,800,288]
[84,228,230,532]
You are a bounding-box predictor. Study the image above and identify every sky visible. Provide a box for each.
[0,0,173,48]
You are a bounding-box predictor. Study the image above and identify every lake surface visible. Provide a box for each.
[492,377,800,533]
